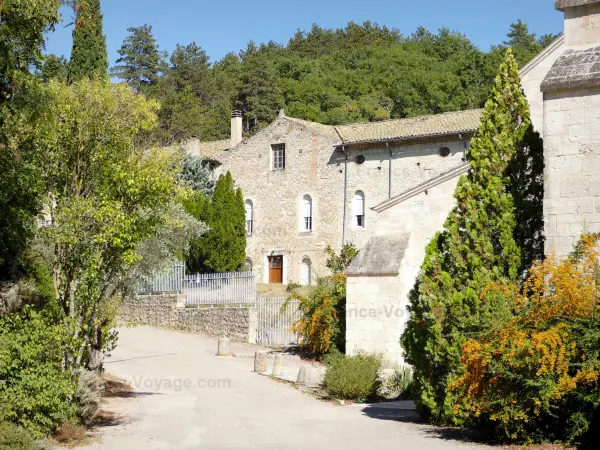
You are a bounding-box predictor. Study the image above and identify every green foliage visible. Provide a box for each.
[500,20,560,67]
[511,124,545,275]
[323,349,382,401]
[238,45,283,133]
[0,422,36,450]
[67,0,108,83]
[401,50,537,424]
[179,153,215,194]
[136,21,554,145]
[111,24,166,92]
[448,234,600,445]
[185,171,246,273]
[0,309,77,437]
[382,365,415,400]
[0,1,59,277]
[38,54,68,83]
[325,243,359,274]
[32,78,201,369]
[0,0,60,100]
[287,274,347,354]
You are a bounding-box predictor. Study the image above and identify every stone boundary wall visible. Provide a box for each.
[120,294,257,343]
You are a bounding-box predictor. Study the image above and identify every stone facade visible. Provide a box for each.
[120,294,257,343]
[217,115,471,285]
[542,0,600,257]
[520,36,566,135]
[345,167,465,365]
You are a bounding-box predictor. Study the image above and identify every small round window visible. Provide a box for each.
[355,155,365,165]
[439,147,451,157]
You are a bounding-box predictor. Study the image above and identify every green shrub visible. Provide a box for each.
[323,350,381,401]
[0,421,36,450]
[287,274,346,354]
[382,365,414,400]
[0,309,77,437]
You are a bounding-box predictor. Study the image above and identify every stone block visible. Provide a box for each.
[217,337,231,356]
[568,124,591,142]
[560,177,590,197]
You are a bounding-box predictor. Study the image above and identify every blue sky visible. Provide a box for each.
[45,0,563,65]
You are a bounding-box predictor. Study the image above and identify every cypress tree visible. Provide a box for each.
[67,0,108,83]
[185,171,246,273]
[401,50,535,423]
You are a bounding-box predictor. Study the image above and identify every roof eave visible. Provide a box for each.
[334,129,477,149]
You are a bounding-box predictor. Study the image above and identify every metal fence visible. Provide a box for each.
[137,262,185,294]
[256,297,302,346]
[184,271,256,306]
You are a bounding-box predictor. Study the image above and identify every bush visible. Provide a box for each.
[287,274,346,354]
[381,365,414,400]
[75,369,105,424]
[323,350,381,401]
[0,422,36,450]
[448,233,600,445]
[0,309,77,437]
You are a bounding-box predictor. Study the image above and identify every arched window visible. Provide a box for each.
[352,191,365,228]
[245,258,253,272]
[302,195,313,231]
[300,257,312,286]
[245,200,253,236]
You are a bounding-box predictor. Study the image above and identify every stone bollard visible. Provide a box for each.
[217,337,230,356]
[296,365,311,386]
[272,354,283,377]
[254,351,268,373]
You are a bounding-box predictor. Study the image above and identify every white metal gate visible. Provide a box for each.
[256,297,301,346]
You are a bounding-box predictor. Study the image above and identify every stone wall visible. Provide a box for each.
[345,171,462,366]
[543,86,600,257]
[520,37,565,136]
[120,294,257,343]
[346,275,405,368]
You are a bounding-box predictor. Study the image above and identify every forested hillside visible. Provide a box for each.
[46,20,558,145]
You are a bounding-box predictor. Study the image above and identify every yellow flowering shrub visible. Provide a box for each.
[449,233,600,444]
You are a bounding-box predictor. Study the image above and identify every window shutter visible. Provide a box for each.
[352,193,364,216]
[303,198,312,218]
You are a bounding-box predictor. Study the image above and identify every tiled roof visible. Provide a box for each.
[541,46,600,93]
[335,109,482,145]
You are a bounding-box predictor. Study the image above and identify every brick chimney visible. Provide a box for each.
[555,0,600,46]
[231,110,243,148]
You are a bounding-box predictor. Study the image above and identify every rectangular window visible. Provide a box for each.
[272,143,285,170]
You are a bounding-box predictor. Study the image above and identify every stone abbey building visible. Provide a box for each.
[186,0,600,365]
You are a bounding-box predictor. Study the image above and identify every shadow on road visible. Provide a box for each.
[361,402,498,446]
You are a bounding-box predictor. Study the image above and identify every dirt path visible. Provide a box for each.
[70,326,492,450]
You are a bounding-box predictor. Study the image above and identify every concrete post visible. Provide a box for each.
[296,365,310,386]
[254,351,268,373]
[272,354,283,376]
[217,337,230,356]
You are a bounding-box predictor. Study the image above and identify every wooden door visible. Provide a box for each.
[268,256,283,284]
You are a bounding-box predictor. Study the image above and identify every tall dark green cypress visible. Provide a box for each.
[67,0,108,83]
[184,171,246,273]
[401,50,536,423]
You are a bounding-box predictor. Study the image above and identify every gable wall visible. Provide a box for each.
[521,37,566,136]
